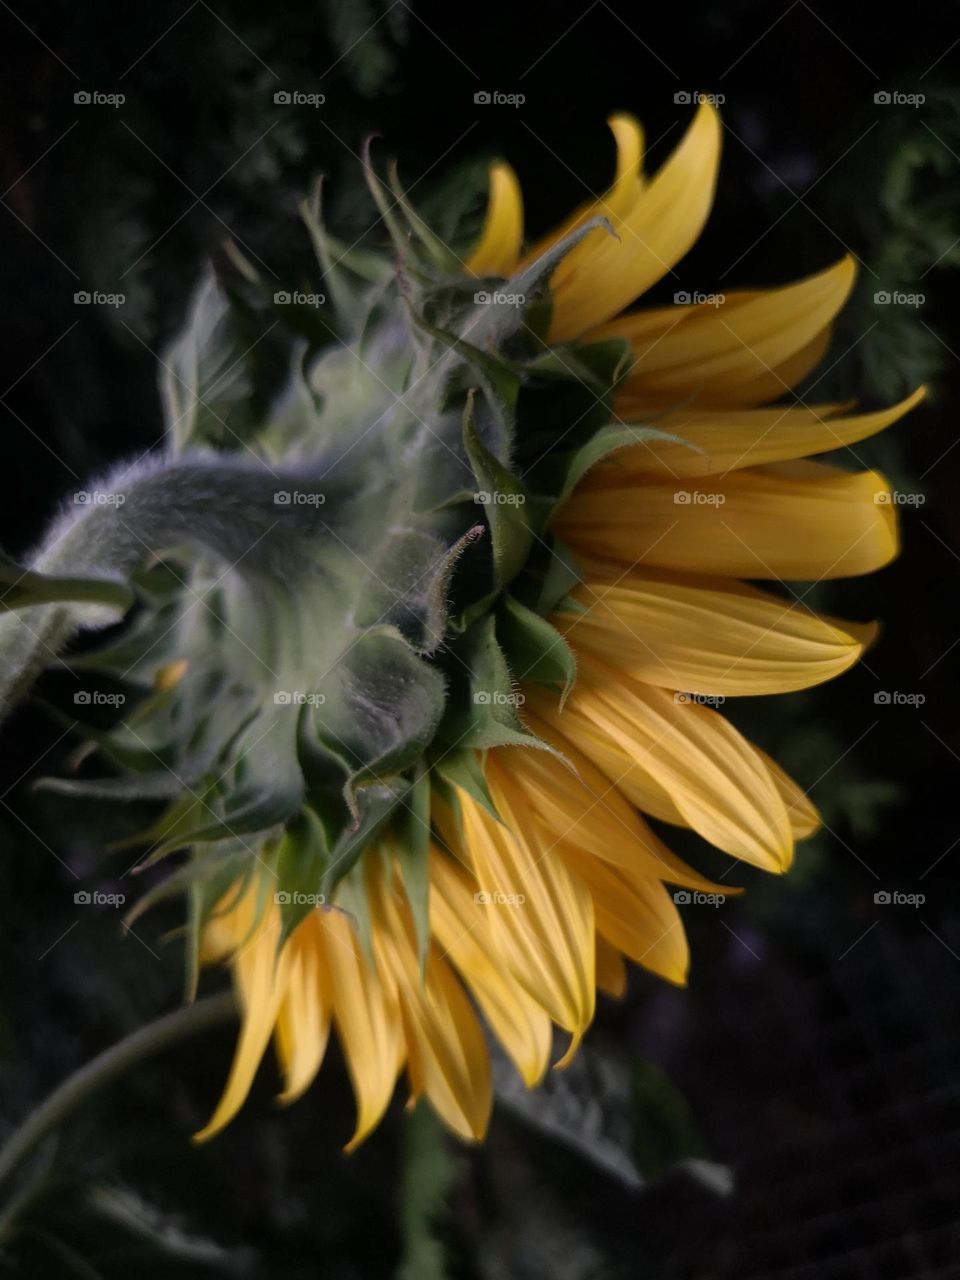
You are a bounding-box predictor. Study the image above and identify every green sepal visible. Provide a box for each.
[551,420,692,509]
[497,595,577,703]
[392,762,433,973]
[437,614,543,753]
[272,806,331,944]
[430,749,498,822]
[462,392,533,588]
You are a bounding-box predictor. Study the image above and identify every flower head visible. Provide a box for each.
[5,103,921,1148]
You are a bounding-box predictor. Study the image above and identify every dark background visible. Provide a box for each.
[1,2,958,1276]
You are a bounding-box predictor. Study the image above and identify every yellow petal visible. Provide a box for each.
[557,844,689,985]
[539,663,793,871]
[521,114,645,266]
[544,104,721,342]
[195,894,289,1142]
[274,919,332,1104]
[595,258,856,409]
[430,852,552,1088]
[454,763,596,1042]
[593,388,925,479]
[372,870,492,1142]
[465,161,524,277]
[557,460,900,580]
[510,713,736,893]
[595,937,628,998]
[757,748,821,839]
[554,572,876,695]
[320,905,404,1152]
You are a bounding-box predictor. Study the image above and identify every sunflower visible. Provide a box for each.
[187,102,922,1149]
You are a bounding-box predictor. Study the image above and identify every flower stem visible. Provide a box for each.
[0,991,237,1190]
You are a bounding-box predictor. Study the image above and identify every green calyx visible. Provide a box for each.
[0,152,679,965]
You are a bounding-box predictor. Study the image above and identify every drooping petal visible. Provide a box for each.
[372,868,492,1142]
[556,844,689,985]
[553,571,877,695]
[510,714,737,893]
[530,665,793,872]
[588,389,925,479]
[430,851,552,1087]
[195,892,290,1142]
[465,161,524,277]
[320,904,404,1152]
[594,258,856,409]
[543,104,721,342]
[557,460,899,580]
[453,765,596,1045]
[274,919,332,1104]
